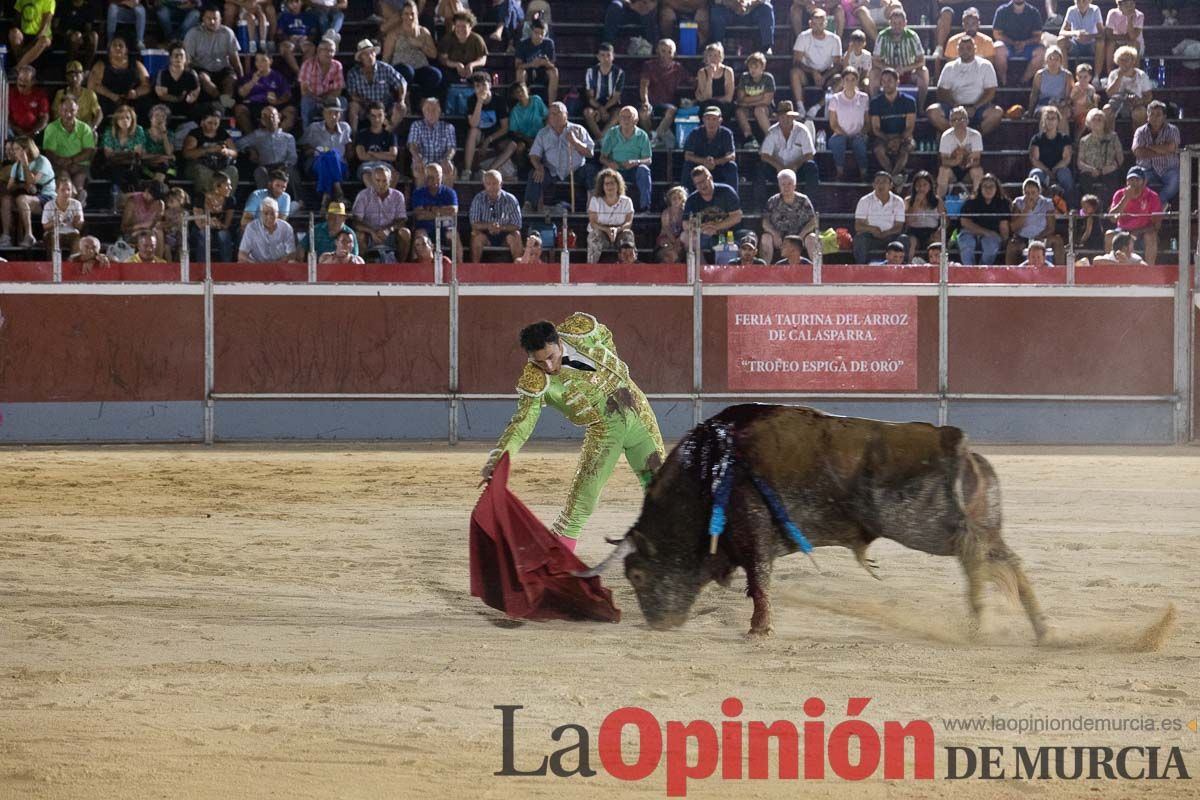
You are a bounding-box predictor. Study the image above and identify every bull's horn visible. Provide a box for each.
[572,535,637,578]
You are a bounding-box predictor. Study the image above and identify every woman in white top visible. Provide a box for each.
[586,168,634,263]
[827,66,870,180]
[41,180,85,258]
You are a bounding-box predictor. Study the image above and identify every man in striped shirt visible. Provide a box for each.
[1132,101,1181,206]
[869,6,929,111]
[469,170,523,261]
[352,165,412,260]
[583,43,625,141]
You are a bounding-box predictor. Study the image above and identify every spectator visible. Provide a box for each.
[526,101,596,213]
[9,0,55,71]
[732,230,766,265]
[1057,0,1102,77]
[603,0,659,48]
[42,179,85,258]
[160,186,189,259]
[128,230,166,262]
[157,0,202,43]
[1104,166,1160,265]
[182,106,239,194]
[600,106,653,212]
[773,233,811,266]
[848,0,892,48]
[107,0,147,51]
[383,1,443,105]
[438,10,489,91]
[301,200,359,259]
[301,98,353,203]
[121,178,166,244]
[7,66,51,140]
[958,172,1010,265]
[583,42,625,141]
[656,185,687,263]
[1091,230,1145,265]
[239,106,301,190]
[1132,101,1181,208]
[277,0,320,75]
[1015,238,1051,267]
[936,105,984,198]
[42,97,96,206]
[500,82,547,175]
[480,0,524,49]
[190,171,237,262]
[319,229,366,263]
[308,0,347,40]
[222,0,270,56]
[515,17,559,103]
[1074,192,1105,253]
[760,168,819,264]
[468,169,522,261]
[462,72,504,180]
[1102,45,1151,132]
[1027,45,1073,123]
[872,239,907,265]
[616,230,639,264]
[1101,0,1143,70]
[411,228,451,270]
[827,66,869,180]
[69,235,112,273]
[695,43,736,121]
[842,29,872,88]
[921,241,960,266]
[347,38,407,132]
[1160,0,1183,28]
[235,51,298,133]
[97,103,148,203]
[939,7,1006,87]
[354,101,400,182]
[927,37,1000,136]
[298,36,346,125]
[354,165,413,259]
[869,67,916,185]
[586,167,634,263]
[411,163,459,246]
[1007,177,1063,265]
[0,137,55,249]
[53,61,104,131]
[683,106,738,194]
[516,232,545,263]
[660,0,709,44]
[183,7,242,105]
[853,171,905,263]
[992,0,1044,85]
[241,168,293,228]
[870,7,928,111]
[790,6,842,106]
[682,165,743,261]
[407,97,458,185]
[757,101,815,204]
[55,0,101,70]
[154,45,202,122]
[238,197,299,262]
[1069,62,1098,134]
[902,170,944,261]
[711,0,775,54]
[88,35,152,120]
[1028,106,1074,197]
[735,52,775,148]
[639,38,689,149]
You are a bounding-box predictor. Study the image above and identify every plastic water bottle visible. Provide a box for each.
[1157,59,1167,87]
[816,129,827,151]
[920,14,928,26]
[1170,237,1178,252]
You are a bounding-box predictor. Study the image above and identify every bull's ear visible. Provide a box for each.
[630,529,656,558]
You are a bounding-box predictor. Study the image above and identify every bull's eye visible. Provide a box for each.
[628,568,647,587]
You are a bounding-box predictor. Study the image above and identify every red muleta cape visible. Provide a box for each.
[469,453,621,622]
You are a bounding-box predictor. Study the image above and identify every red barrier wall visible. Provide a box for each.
[457,296,693,394]
[0,295,203,402]
[213,296,449,393]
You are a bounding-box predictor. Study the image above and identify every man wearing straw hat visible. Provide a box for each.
[346,37,408,132]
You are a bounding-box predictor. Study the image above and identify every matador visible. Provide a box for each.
[480,313,666,551]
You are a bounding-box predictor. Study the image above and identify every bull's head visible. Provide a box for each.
[576,528,708,630]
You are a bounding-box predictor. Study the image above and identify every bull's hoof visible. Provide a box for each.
[747,624,774,638]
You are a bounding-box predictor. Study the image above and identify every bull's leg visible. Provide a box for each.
[853,544,882,581]
[746,559,774,637]
[987,544,1049,644]
[962,561,989,640]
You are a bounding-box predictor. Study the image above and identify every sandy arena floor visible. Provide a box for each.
[1,443,1198,799]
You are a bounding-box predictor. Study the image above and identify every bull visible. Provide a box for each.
[581,404,1049,642]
